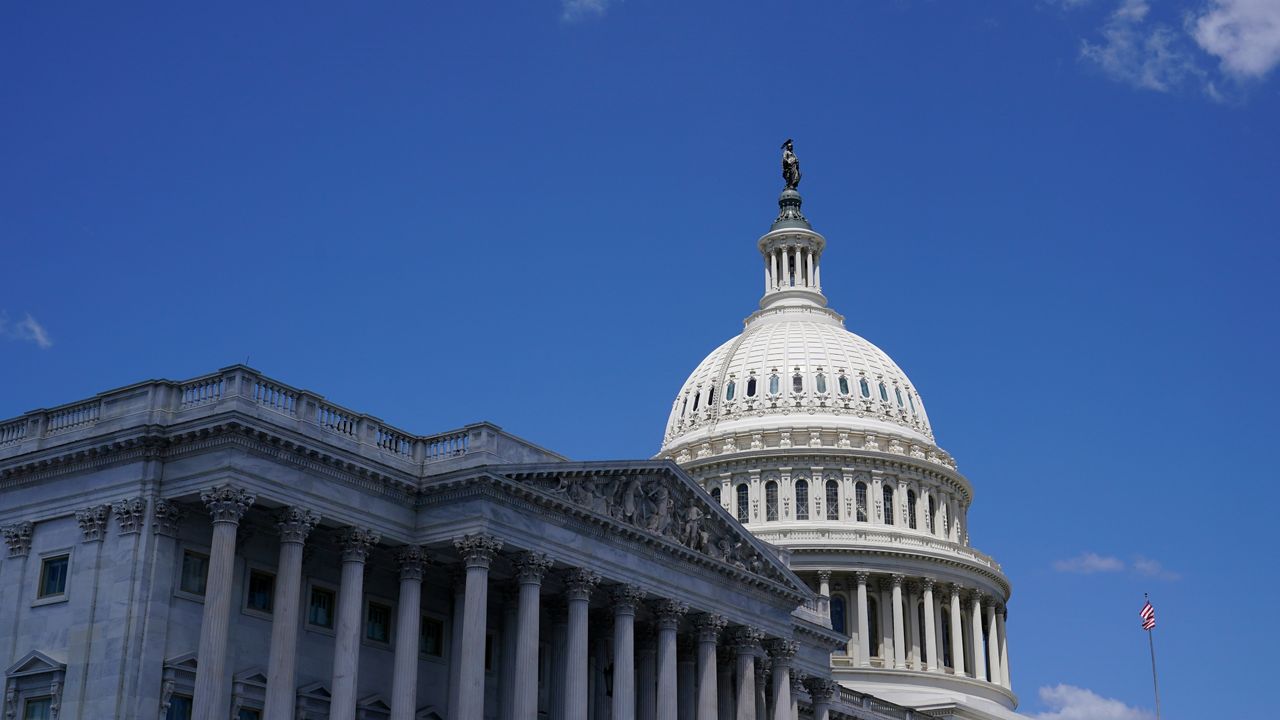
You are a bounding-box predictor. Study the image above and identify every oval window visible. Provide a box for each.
[747,377,757,397]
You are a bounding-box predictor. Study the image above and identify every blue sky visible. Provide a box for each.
[2,1,1277,717]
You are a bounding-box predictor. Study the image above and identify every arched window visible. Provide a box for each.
[746,377,757,397]
[868,595,881,658]
[907,490,918,530]
[883,486,895,526]
[735,484,749,523]
[792,372,803,394]
[795,479,810,520]
[838,375,850,396]
[859,378,871,398]
[765,481,779,521]
[895,387,904,407]
[692,392,700,412]
[708,384,716,406]
[768,374,780,395]
[825,479,839,520]
[830,595,847,635]
[725,380,736,401]
[855,481,868,522]
[918,602,929,669]
[710,487,721,504]
[816,373,827,393]
[879,382,889,402]
[927,496,936,534]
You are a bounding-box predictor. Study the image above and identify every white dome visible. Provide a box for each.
[660,307,935,453]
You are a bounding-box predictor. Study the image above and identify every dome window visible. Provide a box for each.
[927,496,937,534]
[859,378,871,398]
[879,382,889,402]
[735,484,750,523]
[825,479,839,520]
[795,479,810,520]
[838,375,849,396]
[681,397,689,417]
[815,373,827,394]
[711,487,721,504]
[765,481,779,521]
[792,373,803,394]
[908,393,917,414]
[855,482,868,522]
[768,374,780,395]
[746,377,757,398]
[907,490,918,529]
[882,486,895,526]
[725,380,735,401]
[692,393,700,412]
[895,387,904,408]
[708,384,716,406]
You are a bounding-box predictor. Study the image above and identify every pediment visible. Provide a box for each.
[234,666,268,686]
[163,652,198,672]
[415,707,445,720]
[358,694,391,709]
[6,650,65,678]
[298,681,331,699]
[499,461,805,595]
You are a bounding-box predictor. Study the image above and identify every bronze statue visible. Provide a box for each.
[781,139,801,189]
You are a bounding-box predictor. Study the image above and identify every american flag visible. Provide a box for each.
[1140,599,1156,630]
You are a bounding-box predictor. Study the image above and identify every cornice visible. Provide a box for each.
[783,546,1011,598]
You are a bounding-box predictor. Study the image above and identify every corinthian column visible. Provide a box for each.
[638,625,657,720]
[331,527,381,720]
[985,601,1001,686]
[654,600,687,720]
[890,575,906,669]
[563,569,600,720]
[391,545,428,720]
[677,638,696,720]
[804,678,837,720]
[264,507,320,720]
[513,553,552,720]
[763,639,796,720]
[454,534,503,720]
[921,579,938,673]
[729,627,761,720]
[948,587,965,676]
[969,592,987,682]
[997,607,1011,688]
[612,585,644,720]
[692,614,726,720]
[192,485,255,720]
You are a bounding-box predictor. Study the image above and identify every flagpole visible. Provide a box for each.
[1145,593,1162,720]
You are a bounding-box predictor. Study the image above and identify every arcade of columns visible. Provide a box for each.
[808,570,1011,689]
[190,485,840,720]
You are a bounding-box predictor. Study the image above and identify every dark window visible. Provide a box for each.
[792,374,803,393]
[908,393,917,414]
[308,586,336,629]
[421,615,445,657]
[855,482,868,522]
[868,595,881,658]
[765,481,779,521]
[485,634,495,671]
[795,479,809,520]
[692,392,700,412]
[908,490,918,530]
[941,609,953,669]
[165,696,193,720]
[710,487,721,503]
[815,373,827,393]
[883,486,895,526]
[825,479,839,520]
[838,375,850,395]
[746,377,757,397]
[725,381,735,401]
[928,497,937,534]
[768,374,780,395]
[918,602,928,668]
[180,550,208,596]
[879,382,889,402]
[830,596,847,635]
[246,570,275,613]
[38,555,69,598]
[895,387,904,407]
[367,601,392,643]
[681,398,688,417]
[736,484,749,523]
[23,698,52,720]
[860,378,871,398]
[237,711,261,720]
[708,385,716,405]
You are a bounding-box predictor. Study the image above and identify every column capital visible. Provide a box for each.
[890,573,905,589]
[854,570,870,585]
[948,584,967,601]
[611,584,645,614]
[763,638,799,664]
[970,589,987,605]
[817,570,832,583]
[201,484,256,525]
[76,504,111,543]
[112,496,148,534]
[728,626,763,654]
[691,613,727,642]
[921,577,936,592]
[653,598,689,629]
[275,507,321,544]
[153,498,186,537]
[563,567,601,600]
[513,551,553,585]
[453,533,503,569]
[789,670,808,695]
[2,521,33,557]
[339,527,380,562]
[804,677,838,702]
[397,544,429,581]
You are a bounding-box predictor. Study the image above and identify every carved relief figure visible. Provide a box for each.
[781,139,802,189]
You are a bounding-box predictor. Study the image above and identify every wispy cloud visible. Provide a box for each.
[1133,555,1182,580]
[561,0,615,22]
[1033,684,1154,720]
[1191,0,1280,79]
[0,311,53,349]
[1080,0,1205,92]
[1053,552,1126,574]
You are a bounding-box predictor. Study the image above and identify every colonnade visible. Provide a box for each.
[763,244,820,293]
[185,484,837,720]
[812,570,1010,690]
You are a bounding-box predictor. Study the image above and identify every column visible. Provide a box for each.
[677,637,696,720]
[638,627,657,720]
[730,627,760,720]
[817,570,830,602]
[391,546,428,720]
[612,585,643,720]
[805,249,814,288]
[921,579,938,673]
[448,572,466,718]
[763,640,796,720]
[789,673,805,720]
[997,608,1011,689]
[985,601,1001,686]
[264,507,320,720]
[655,600,688,720]
[804,679,836,720]
[906,582,921,669]
[330,527,381,720]
[513,553,552,720]
[592,617,611,720]
[890,575,905,669]
[693,614,725,720]
[454,534,504,720]
[192,485,256,720]
[855,572,870,667]
[716,647,734,720]
[564,569,600,720]
[500,587,519,720]
[763,258,770,294]
[770,250,779,291]
[969,592,987,682]
[550,604,569,720]
[753,665,767,720]
[948,587,965,676]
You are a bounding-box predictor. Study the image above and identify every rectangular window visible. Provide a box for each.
[23,698,52,720]
[165,696,193,720]
[180,550,209,596]
[246,570,275,614]
[366,601,392,643]
[420,615,445,658]
[308,586,336,629]
[38,555,69,598]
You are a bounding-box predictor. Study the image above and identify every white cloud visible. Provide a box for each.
[1034,685,1154,720]
[1133,555,1181,580]
[1192,0,1280,79]
[562,0,614,22]
[1053,552,1125,573]
[0,311,53,349]
[1080,0,1205,92]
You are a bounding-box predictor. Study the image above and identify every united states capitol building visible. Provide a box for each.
[0,153,1028,720]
